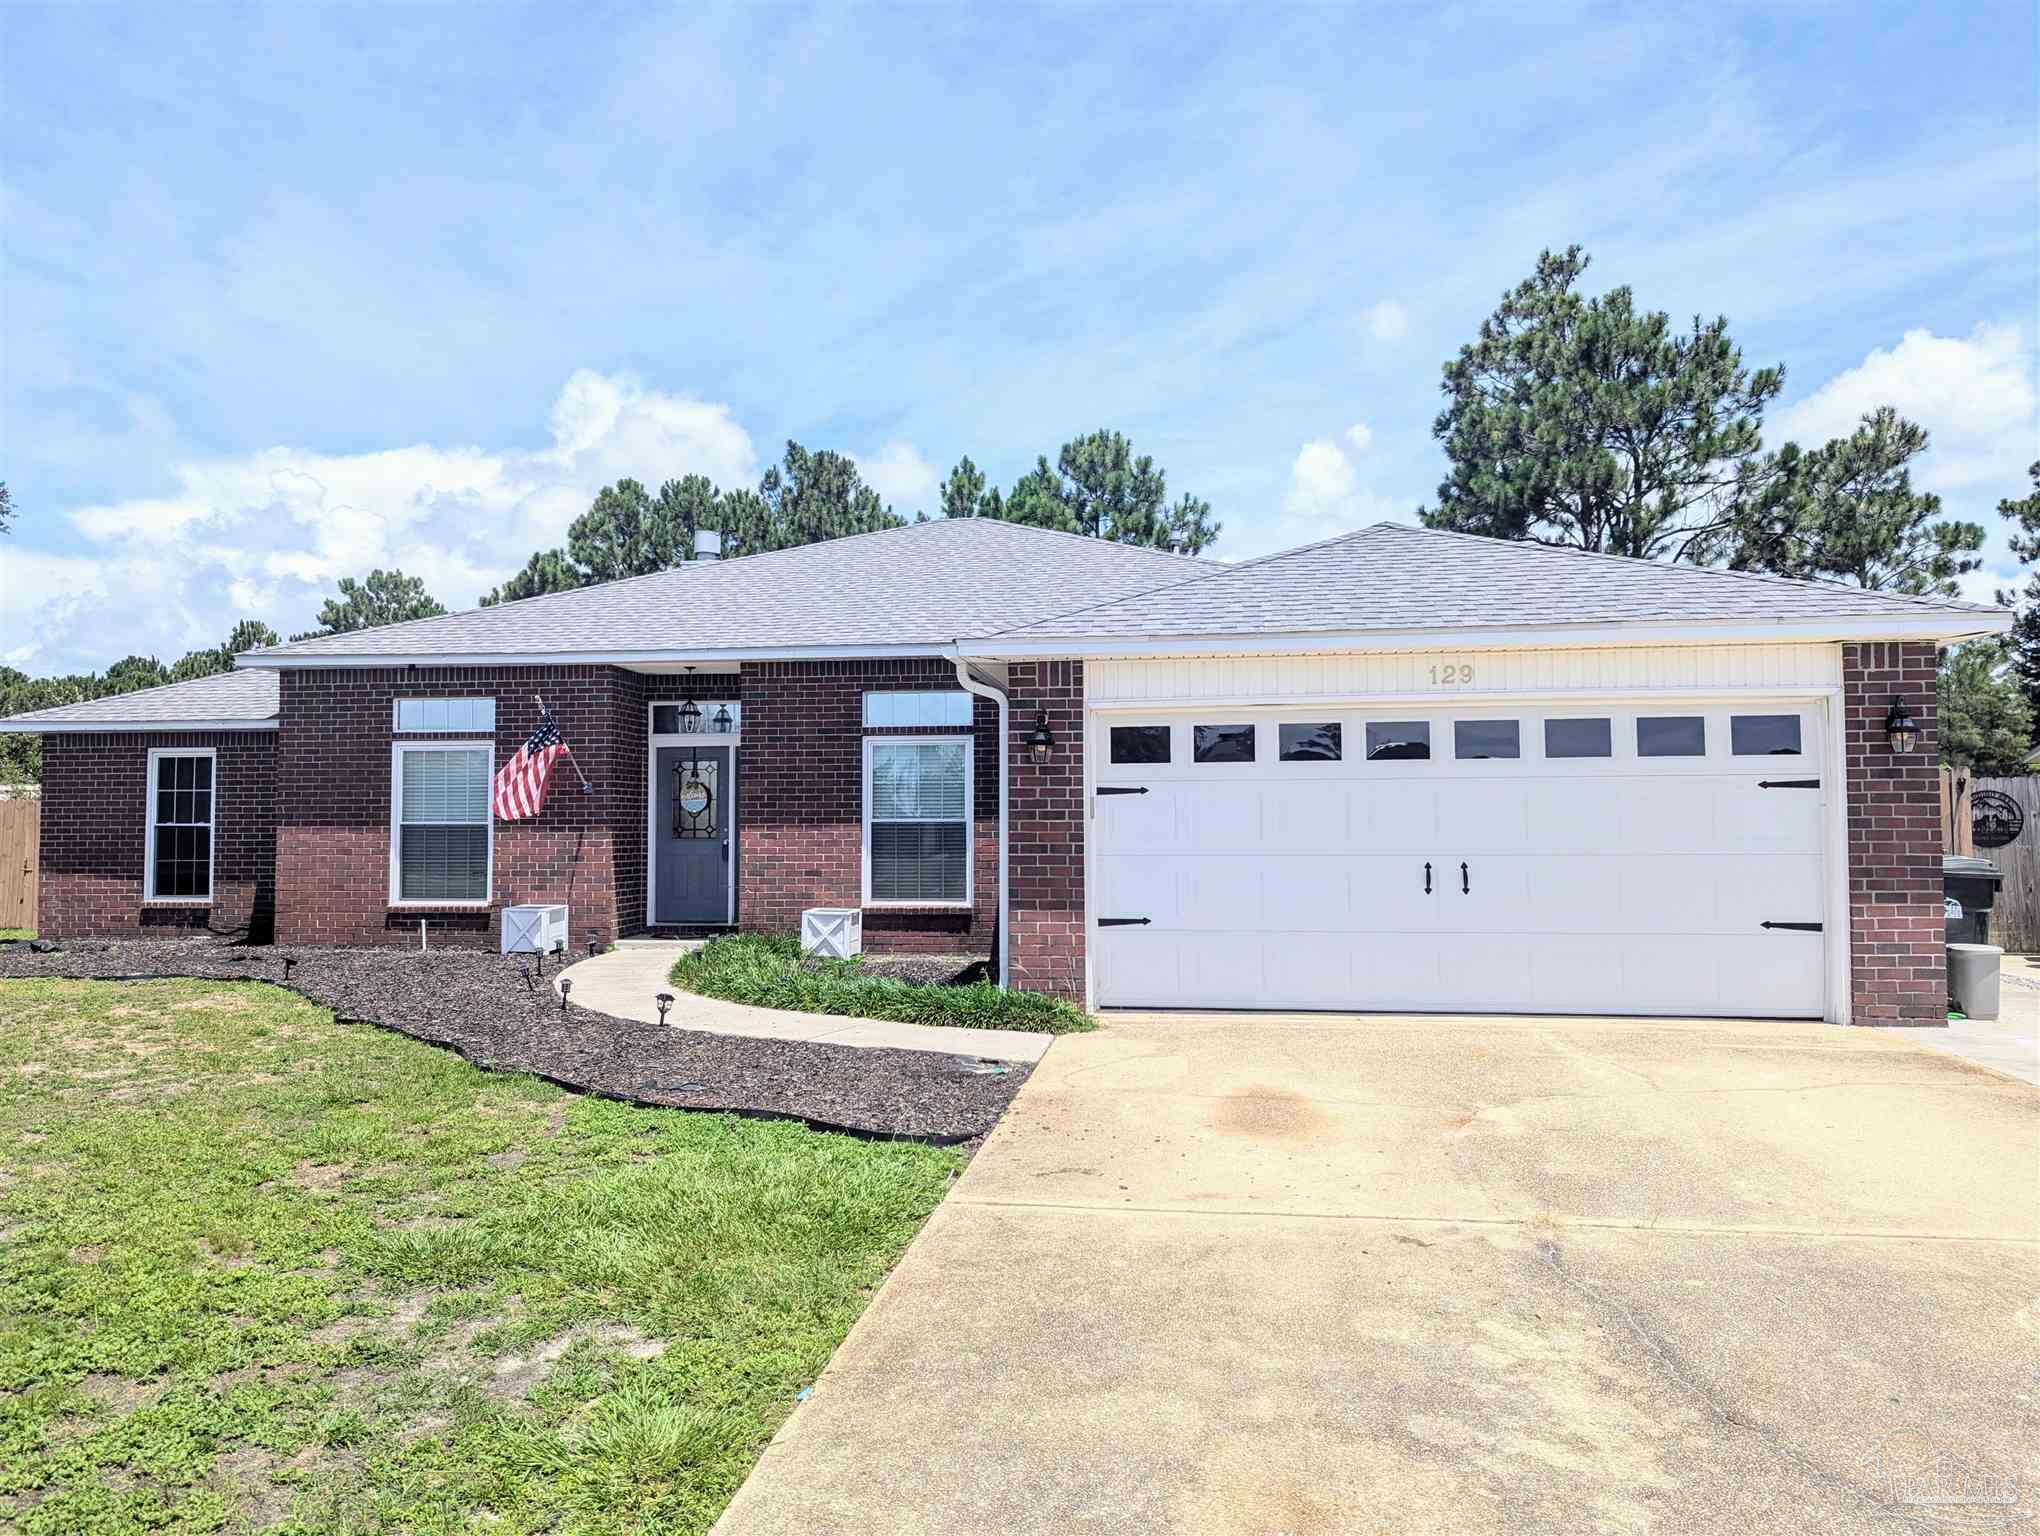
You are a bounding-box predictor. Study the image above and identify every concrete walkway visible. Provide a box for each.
[1885,960,2040,1087]
[713,1010,2039,1535]
[554,942,1053,1064]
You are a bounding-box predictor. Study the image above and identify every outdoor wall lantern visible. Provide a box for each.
[712,703,734,734]
[1027,710,1056,766]
[678,697,702,734]
[1885,696,1920,754]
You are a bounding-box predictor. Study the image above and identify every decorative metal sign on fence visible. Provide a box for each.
[1972,789,2026,850]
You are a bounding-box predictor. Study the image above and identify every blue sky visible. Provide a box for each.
[3,1,2036,674]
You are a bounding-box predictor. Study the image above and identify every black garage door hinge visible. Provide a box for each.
[1758,778,1821,789]
[1097,917,1151,927]
[1097,785,1149,796]
[1760,921,1823,932]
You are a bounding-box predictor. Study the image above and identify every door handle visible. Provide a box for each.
[1460,861,1470,895]
[1424,861,1432,895]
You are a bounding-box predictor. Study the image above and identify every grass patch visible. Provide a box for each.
[671,935,1093,1034]
[0,929,31,941]
[0,976,960,1534]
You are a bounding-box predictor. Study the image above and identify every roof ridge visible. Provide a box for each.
[1377,522,2001,615]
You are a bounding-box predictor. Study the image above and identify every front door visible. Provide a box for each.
[655,745,734,924]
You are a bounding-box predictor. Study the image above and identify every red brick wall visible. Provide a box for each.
[275,667,636,948]
[1006,660,1085,1000]
[38,731,277,939]
[1844,641,1944,1025]
[737,659,998,954]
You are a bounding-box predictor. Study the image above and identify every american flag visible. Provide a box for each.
[493,707,568,821]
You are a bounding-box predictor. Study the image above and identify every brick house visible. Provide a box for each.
[4,519,2005,1024]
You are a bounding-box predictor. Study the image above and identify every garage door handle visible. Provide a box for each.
[1423,862,1432,895]
[1759,778,1820,789]
[1460,861,1470,895]
[1760,921,1823,932]
[1097,785,1149,796]
[1097,917,1151,927]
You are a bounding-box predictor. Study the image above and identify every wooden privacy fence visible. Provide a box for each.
[0,799,37,935]
[1940,767,2040,952]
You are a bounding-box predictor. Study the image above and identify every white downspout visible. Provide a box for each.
[952,654,1010,989]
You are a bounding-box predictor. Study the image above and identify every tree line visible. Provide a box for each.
[4,244,2036,779]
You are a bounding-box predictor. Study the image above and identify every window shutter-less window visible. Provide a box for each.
[398,748,491,901]
[868,741,969,902]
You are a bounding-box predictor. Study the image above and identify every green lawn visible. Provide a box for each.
[0,930,31,941]
[0,978,960,1535]
[671,935,1094,1034]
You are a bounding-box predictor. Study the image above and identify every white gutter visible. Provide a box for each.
[951,654,1010,990]
[0,719,279,734]
[958,611,2011,661]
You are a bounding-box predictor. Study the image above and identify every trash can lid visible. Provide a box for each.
[1943,854,2003,877]
[1946,943,2004,956]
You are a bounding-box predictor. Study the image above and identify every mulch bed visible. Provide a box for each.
[0,938,1031,1147]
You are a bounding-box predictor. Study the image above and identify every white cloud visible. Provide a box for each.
[1262,423,1407,553]
[1773,324,2035,490]
[7,371,759,673]
[1773,324,2038,609]
[853,440,941,514]
[1359,301,1410,344]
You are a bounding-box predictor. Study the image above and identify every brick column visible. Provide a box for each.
[1844,641,1944,1025]
[1007,660,1085,1001]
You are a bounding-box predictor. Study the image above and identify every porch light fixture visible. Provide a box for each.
[712,703,734,734]
[678,697,702,734]
[1026,710,1056,766]
[1885,696,1919,754]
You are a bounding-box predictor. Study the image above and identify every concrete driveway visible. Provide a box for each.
[715,1013,2040,1535]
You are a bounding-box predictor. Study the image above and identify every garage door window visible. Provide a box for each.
[1193,724,1256,763]
[1731,714,1802,756]
[1110,725,1171,764]
[1454,720,1520,760]
[1544,718,1612,758]
[1365,721,1430,761]
[864,738,972,904]
[1638,716,1706,757]
[1278,723,1342,761]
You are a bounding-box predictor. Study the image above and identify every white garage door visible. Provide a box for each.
[1090,704,1831,1017]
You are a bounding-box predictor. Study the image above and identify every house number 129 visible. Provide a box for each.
[1429,663,1475,685]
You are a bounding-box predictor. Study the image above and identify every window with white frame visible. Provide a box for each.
[863,737,972,904]
[395,697,496,733]
[147,749,215,901]
[391,743,493,903]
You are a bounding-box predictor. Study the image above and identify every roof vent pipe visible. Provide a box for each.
[693,529,721,561]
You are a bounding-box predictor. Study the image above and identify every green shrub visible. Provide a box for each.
[671,936,1093,1034]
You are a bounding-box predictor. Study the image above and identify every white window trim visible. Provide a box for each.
[861,733,974,909]
[388,740,495,908]
[144,747,218,905]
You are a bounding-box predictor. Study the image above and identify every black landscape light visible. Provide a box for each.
[586,929,600,958]
[1026,710,1055,766]
[559,976,572,1013]
[282,954,296,983]
[656,992,674,1025]
[1886,696,1920,754]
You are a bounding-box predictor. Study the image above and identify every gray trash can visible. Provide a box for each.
[1947,943,2001,1021]
[1943,855,2004,945]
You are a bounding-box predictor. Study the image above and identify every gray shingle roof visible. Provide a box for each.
[246,519,1220,663]
[0,668,280,732]
[989,522,2007,641]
